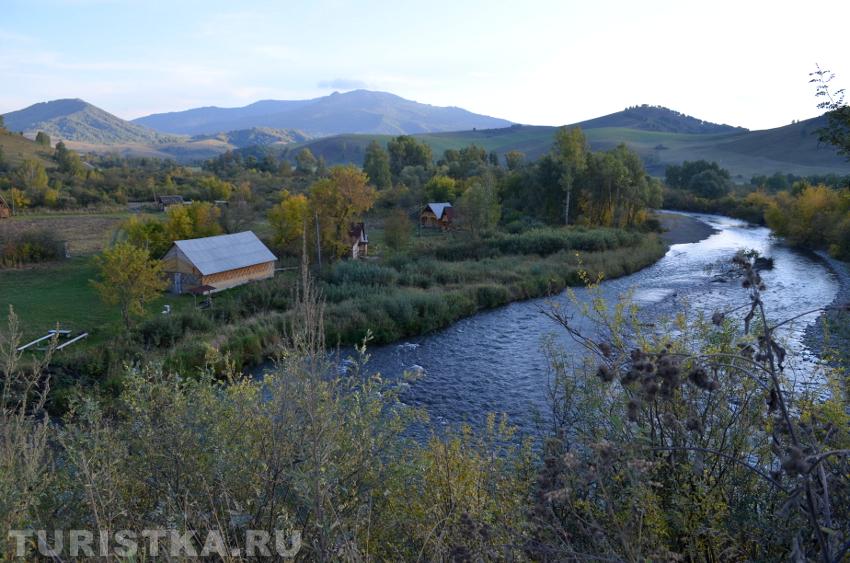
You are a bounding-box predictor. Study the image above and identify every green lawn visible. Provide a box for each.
[0,257,188,347]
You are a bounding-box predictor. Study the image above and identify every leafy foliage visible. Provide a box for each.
[91,242,166,329]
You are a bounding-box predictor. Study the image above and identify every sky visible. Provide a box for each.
[1,0,849,130]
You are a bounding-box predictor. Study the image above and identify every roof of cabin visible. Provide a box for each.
[170,231,277,276]
[425,202,452,220]
[157,195,185,204]
[348,222,367,242]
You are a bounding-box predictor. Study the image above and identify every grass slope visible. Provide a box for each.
[0,130,55,168]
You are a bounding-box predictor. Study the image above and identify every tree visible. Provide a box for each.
[811,65,850,159]
[15,159,49,205]
[423,175,457,203]
[35,131,51,146]
[665,160,732,196]
[383,209,412,252]
[0,114,5,131]
[54,141,84,176]
[15,159,48,192]
[456,177,500,236]
[387,136,432,176]
[8,188,29,210]
[363,140,392,189]
[296,148,318,173]
[309,165,376,259]
[124,215,171,258]
[504,150,525,171]
[688,168,731,199]
[553,127,588,225]
[195,176,233,201]
[268,190,309,250]
[92,243,167,330]
[164,202,222,242]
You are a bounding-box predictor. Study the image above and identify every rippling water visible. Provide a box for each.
[254,213,841,438]
[353,213,841,438]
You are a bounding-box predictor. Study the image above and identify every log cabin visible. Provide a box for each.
[161,231,277,294]
[420,202,453,230]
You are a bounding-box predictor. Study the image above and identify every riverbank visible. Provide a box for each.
[147,227,671,375]
[656,210,719,244]
[804,251,850,366]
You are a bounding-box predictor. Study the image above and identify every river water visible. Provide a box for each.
[351,213,842,438]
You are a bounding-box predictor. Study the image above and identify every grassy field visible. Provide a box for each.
[0,210,179,349]
[3,212,130,255]
[0,257,194,346]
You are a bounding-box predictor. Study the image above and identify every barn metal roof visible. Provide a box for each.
[426,202,452,220]
[173,231,277,276]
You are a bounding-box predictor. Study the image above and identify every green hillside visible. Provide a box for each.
[287,118,850,179]
[0,129,56,169]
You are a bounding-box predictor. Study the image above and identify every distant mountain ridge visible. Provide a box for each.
[2,99,172,144]
[132,90,514,136]
[575,105,746,135]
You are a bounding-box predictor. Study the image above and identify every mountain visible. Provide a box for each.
[574,105,746,135]
[2,99,172,144]
[286,114,850,180]
[133,90,513,136]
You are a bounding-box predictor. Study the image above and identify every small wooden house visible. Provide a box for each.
[420,202,453,230]
[161,231,277,294]
[155,194,186,211]
[0,193,10,219]
[348,222,368,259]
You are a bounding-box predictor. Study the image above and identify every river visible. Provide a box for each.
[350,212,843,439]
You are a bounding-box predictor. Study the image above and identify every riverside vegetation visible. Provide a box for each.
[2,125,669,410]
[2,253,848,561]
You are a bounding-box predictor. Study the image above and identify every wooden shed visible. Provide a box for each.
[0,193,10,219]
[155,194,186,211]
[161,231,277,294]
[420,202,453,230]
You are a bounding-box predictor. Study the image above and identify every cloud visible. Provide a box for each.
[317,78,368,90]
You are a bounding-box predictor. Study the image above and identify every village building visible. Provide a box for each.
[155,194,187,211]
[420,202,453,230]
[161,231,277,294]
[348,222,368,259]
[0,193,11,219]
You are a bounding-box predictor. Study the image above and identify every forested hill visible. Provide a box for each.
[2,99,173,144]
[132,90,514,136]
[574,105,746,134]
[281,114,850,179]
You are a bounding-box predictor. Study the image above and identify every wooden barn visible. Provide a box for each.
[155,194,186,211]
[348,222,368,259]
[161,231,277,294]
[0,193,10,219]
[420,202,453,230]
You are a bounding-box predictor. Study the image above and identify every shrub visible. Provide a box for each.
[0,227,65,267]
